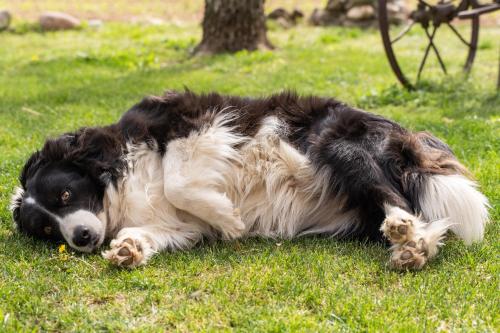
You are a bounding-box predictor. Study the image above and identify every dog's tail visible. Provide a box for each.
[397,132,490,245]
[418,174,490,244]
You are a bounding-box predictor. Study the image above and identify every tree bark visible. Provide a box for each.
[194,0,273,55]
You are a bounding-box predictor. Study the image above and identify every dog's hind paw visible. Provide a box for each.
[381,206,447,271]
[381,208,417,244]
[102,237,151,268]
[390,239,428,270]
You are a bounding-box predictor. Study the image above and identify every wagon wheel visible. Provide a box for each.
[378,0,480,89]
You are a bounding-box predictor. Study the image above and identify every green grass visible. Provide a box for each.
[0,20,499,332]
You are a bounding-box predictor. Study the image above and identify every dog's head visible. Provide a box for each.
[10,127,123,252]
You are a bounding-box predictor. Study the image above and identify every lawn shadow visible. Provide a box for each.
[2,228,388,270]
[101,234,393,275]
[1,220,493,281]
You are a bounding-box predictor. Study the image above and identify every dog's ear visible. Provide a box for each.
[19,150,44,189]
[15,149,46,230]
[39,132,79,162]
[69,127,122,184]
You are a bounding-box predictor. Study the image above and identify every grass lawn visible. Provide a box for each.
[0,13,499,332]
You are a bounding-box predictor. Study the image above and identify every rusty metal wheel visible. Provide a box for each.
[378,0,480,89]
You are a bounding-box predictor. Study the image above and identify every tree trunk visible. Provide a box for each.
[194,0,273,55]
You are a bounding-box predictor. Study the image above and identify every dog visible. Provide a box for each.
[10,90,490,269]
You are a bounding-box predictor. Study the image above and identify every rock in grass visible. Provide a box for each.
[326,0,346,11]
[346,5,375,21]
[88,19,103,28]
[39,12,80,31]
[267,8,304,28]
[345,0,374,10]
[0,10,11,31]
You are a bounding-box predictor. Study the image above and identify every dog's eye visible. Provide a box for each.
[44,226,52,235]
[61,190,71,204]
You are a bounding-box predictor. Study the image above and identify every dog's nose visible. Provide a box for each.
[72,225,94,247]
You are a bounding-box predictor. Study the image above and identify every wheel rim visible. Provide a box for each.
[378,0,480,89]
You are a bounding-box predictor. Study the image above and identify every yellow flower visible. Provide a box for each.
[31,55,39,61]
[58,244,66,253]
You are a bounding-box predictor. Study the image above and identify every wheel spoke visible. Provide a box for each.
[391,21,415,44]
[431,44,448,74]
[447,23,471,47]
[424,27,448,75]
[379,0,479,89]
[417,28,435,82]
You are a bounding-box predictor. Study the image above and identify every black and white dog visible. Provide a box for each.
[10,91,490,269]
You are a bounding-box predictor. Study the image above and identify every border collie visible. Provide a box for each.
[10,91,490,270]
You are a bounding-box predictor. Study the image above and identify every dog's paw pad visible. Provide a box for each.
[381,215,416,244]
[117,246,130,256]
[103,237,145,268]
[390,239,428,270]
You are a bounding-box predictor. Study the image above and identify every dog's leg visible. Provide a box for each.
[102,225,201,268]
[164,184,244,239]
[380,205,453,270]
[162,119,246,239]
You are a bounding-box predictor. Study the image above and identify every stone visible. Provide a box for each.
[309,8,325,25]
[346,5,375,21]
[291,9,304,21]
[145,17,164,26]
[312,0,407,27]
[0,10,11,31]
[267,8,304,26]
[87,19,103,28]
[39,12,80,31]
[345,0,374,10]
[387,2,408,24]
[326,0,346,12]
[387,2,401,14]
[268,8,288,20]
[275,17,293,29]
[309,8,343,26]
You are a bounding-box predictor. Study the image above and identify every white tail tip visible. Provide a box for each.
[419,174,490,245]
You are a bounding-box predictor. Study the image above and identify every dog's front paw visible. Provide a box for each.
[221,208,246,240]
[102,237,151,268]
